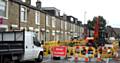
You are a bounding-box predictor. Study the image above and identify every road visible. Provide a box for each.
[42,58,120,63]
[40,49,120,63]
[19,49,120,63]
[41,56,120,63]
[42,59,112,63]
[19,56,120,63]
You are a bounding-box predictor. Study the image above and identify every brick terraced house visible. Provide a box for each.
[0,0,84,42]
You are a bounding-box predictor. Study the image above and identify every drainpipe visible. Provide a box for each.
[60,19,61,41]
[18,4,21,30]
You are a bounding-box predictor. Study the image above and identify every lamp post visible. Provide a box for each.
[45,14,47,42]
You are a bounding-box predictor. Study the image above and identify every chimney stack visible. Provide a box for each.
[63,13,67,20]
[25,0,31,5]
[36,0,41,9]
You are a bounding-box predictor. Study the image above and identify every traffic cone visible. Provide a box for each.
[85,49,89,62]
[74,54,78,63]
[85,58,89,62]
[97,53,101,61]
[97,58,101,62]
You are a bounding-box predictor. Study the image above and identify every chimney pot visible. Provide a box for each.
[36,0,41,9]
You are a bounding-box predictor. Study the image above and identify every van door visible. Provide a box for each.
[32,36,41,58]
[23,32,34,60]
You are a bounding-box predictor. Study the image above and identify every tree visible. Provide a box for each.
[92,16,106,28]
[87,16,107,46]
[87,20,93,37]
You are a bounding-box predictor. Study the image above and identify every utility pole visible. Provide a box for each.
[84,11,87,38]
[84,11,87,24]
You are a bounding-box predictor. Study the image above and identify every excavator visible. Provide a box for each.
[86,17,119,47]
[85,17,119,58]
[86,17,103,48]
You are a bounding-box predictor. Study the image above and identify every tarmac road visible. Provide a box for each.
[41,51,120,63]
[18,57,120,63]
[20,49,120,63]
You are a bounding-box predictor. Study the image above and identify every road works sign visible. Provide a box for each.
[52,46,67,57]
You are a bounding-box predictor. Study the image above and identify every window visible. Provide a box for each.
[56,35,59,41]
[20,27,27,30]
[70,17,74,22]
[0,0,8,18]
[73,24,75,32]
[46,15,49,26]
[65,21,67,30]
[46,32,50,41]
[11,24,18,30]
[35,11,40,25]
[29,27,33,31]
[52,17,56,27]
[0,28,6,31]
[22,0,31,5]
[20,6,27,22]
[52,30,55,40]
[61,20,64,29]
[70,24,73,31]
[33,36,41,47]
[52,30,55,36]
[0,25,8,31]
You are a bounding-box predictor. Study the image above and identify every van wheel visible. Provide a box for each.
[37,52,43,62]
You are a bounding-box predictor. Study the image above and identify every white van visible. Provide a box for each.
[0,30,43,63]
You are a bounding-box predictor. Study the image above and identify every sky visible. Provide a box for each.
[31,0,120,28]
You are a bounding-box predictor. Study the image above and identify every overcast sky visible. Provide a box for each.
[31,0,120,28]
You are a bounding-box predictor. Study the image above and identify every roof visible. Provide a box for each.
[113,28,120,34]
[9,0,63,20]
[106,26,120,38]
[41,7,60,12]
[10,0,46,13]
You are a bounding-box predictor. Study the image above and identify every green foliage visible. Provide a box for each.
[87,16,107,42]
[87,16,106,31]
[87,20,94,30]
[68,42,75,47]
